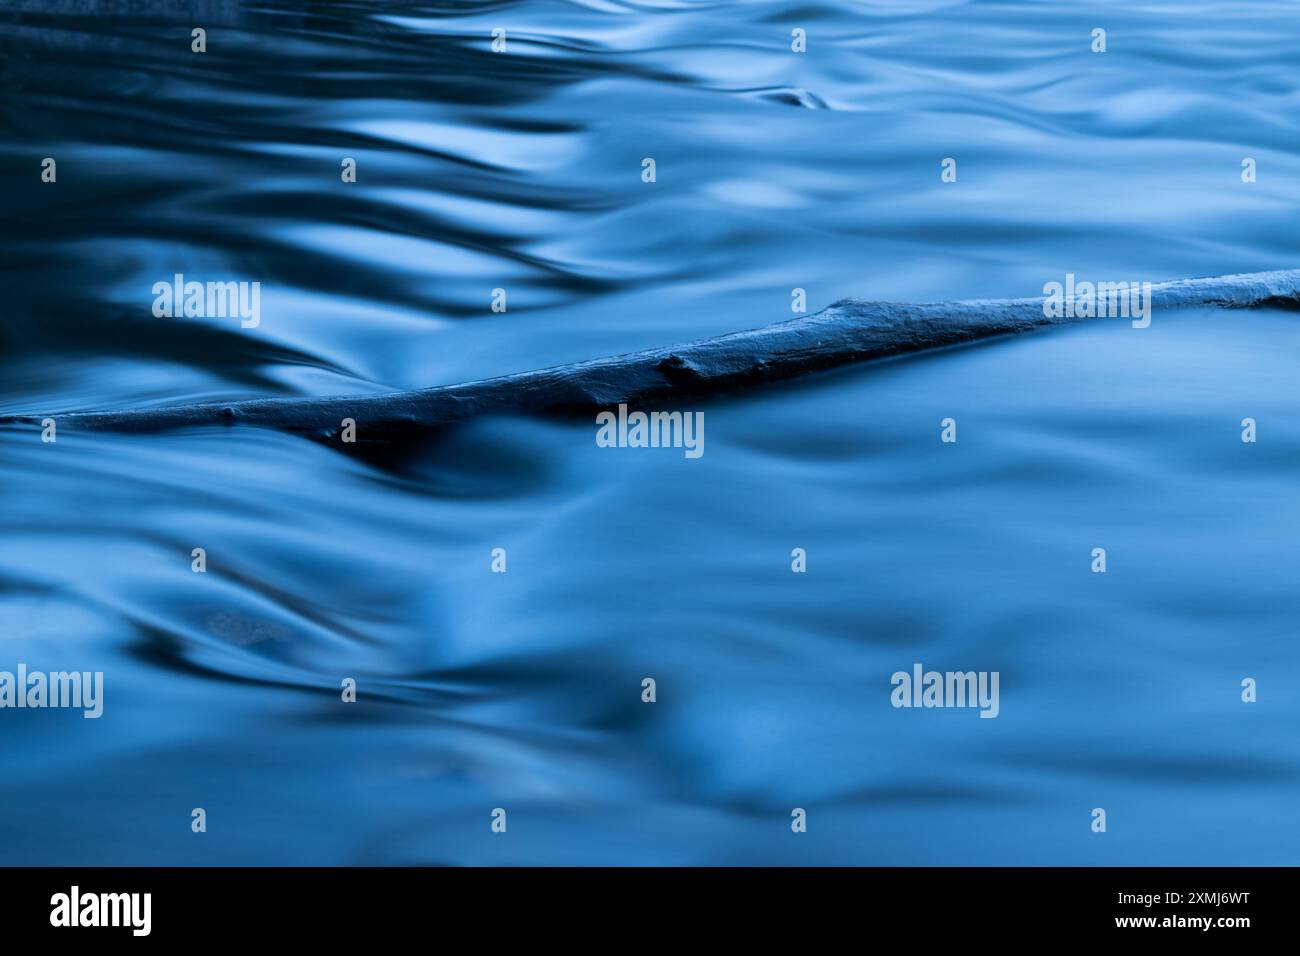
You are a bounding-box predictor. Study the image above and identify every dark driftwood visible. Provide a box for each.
[6,270,1298,438]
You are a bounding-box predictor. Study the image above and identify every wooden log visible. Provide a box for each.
[5,269,1298,438]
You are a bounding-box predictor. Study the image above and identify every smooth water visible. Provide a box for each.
[1,0,1298,865]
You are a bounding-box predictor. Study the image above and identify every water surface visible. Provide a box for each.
[1,0,1297,864]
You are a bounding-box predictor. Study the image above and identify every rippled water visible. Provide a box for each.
[2,0,1298,864]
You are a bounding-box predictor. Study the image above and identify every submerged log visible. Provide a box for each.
[5,269,1298,438]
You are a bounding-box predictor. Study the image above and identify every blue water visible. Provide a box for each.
[1,0,1298,865]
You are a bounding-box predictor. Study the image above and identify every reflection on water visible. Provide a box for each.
[1,1,1298,864]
